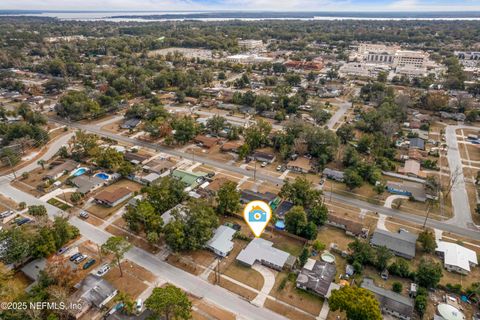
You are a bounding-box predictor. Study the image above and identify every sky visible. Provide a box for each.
[1,0,480,12]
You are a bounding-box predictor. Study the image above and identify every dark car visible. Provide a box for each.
[69,252,82,261]
[16,218,31,226]
[56,247,70,255]
[82,258,96,270]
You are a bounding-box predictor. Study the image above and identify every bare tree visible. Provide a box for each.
[444,166,463,198]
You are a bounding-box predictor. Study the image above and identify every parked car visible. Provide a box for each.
[82,258,96,270]
[69,252,82,261]
[79,211,89,219]
[74,254,87,264]
[261,161,267,167]
[16,218,31,226]
[276,165,282,171]
[56,247,70,255]
[96,264,110,277]
[0,210,13,219]
[136,299,143,313]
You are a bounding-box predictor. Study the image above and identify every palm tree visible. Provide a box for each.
[37,159,46,170]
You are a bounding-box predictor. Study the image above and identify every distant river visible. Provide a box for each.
[2,11,480,22]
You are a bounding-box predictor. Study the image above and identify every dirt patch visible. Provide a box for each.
[191,297,236,320]
[211,275,257,301]
[103,260,151,299]
[104,224,159,254]
[0,194,18,210]
[264,298,317,320]
[269,273,323,316]
[316,225,356,252]
[167,253,204,276]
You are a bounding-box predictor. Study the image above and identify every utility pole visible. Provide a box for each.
[253,160,257,181]
[422,202,431,229]
[4,156,17,179]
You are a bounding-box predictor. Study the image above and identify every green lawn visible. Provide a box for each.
[47,198,72,211]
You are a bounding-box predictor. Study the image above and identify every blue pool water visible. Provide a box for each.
[72,168,87,177]
[275,220,285,230]
[95,172,110,180]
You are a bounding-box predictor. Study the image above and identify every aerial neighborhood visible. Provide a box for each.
[1,9,480,320]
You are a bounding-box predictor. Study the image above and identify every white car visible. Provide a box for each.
[74,254,88,264]
[261,162,267,167]
[136,299,143,313]
[96,264,110,277]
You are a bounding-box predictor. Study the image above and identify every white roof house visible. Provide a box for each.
[436,241,478,274]
[236,238,295,271]
[206,225,236,257]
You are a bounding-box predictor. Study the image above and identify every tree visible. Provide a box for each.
[206,115,226,135]
[284,206,308,236]
[28,205,47,217]
[344,169,363,190]
[216,181,241,215]
[388,258,412,278]
[70,192,83,204]
[172,116,197,144]
[101,237,132,277]
[348,239,374,266]
[375,246,393,271]
[336,124,355,144]
[280,176,322,208]
[145,285,192,320]
[115,292,136,315]
[299,247,309,267]
[329,286,382,320]
[164,200,219,251]
[417,230,437,253]
[307,202,328,226]
[392,282,403,293]
[415,287,428,317]
[416,258,443,289]
[37,159,46,170]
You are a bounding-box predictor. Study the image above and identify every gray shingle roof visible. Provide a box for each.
[361,278,414,318]
[370,229,418,259]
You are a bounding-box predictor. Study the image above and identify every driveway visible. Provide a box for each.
[251,263,276,307]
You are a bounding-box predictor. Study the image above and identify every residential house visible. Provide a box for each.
[236,238,296,271]
[322,168,345,182]
[221,141,243,153]
[296,258,337,298]
[240,189,277,205]
[160,204,187,225]
[409,137,425,150]
[407,149,426,161]
[361,278,414,320]
[326,214,368,238]
[120,118,141,130]
[287,157,313,173]
[172,169,207,190]
[44,160,78,180]
[370,229,418,260]
[203,177,230,195]
[140,172,162,185]
[194,135,220,149]
[72,274,118,319]
[386,181,427,202]
[21,258,46,290]
[124,152,150,165]
[94,187,133,207]
[436,241,478,275]
[143,158,176,175]
[206,225,236,257]
[251,151,276,164]
[71,175,105,194]
[398,160,426,178]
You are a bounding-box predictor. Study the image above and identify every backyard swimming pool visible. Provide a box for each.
[71,167,88,177]
[94,172,111,180]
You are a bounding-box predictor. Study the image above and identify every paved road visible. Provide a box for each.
[0,165,288,320]
[444,125,478,228]
[49,117,480,240]
[327,100,351,130]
